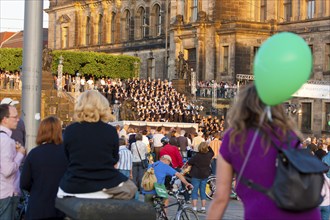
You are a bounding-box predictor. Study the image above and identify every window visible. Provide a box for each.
[191,0,198,22]
[123,10,131,41]
[152,4,162,37]
[86,16,91,45]
[326,43,330,71]
[325,102,330,131]
[142,8,147,38]
[137,7,147,39]
[223,46,229,72]
[98,14,103,45]
[301,102,312,131]
[111,12,116,43]
[61,27,69,48]
[260,0,267,21]
[284,0,292,21]
[307,0,315,19]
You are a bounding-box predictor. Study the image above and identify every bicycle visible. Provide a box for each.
[153,188,199,220]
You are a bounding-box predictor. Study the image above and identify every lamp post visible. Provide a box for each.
[57,55,63,95]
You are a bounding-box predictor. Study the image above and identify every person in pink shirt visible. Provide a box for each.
[0,104,25,220]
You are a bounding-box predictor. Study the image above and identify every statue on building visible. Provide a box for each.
[42,47,53,72]
[175,52,188,80]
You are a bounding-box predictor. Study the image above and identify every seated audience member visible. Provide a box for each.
[57,90,137,200]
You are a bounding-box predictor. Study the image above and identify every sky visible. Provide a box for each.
[0,0,49,32]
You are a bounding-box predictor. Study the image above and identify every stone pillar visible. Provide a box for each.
[196,27,205,81]
[315,0,323,18]
[204,26,215,81]
[48,13,55,49]
[177,0,184,16]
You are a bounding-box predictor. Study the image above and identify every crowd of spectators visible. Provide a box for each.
[2,69,230,134]
[0,70,22,90]
[197,80,238,99]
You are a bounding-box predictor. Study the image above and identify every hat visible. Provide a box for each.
[161,155,172,163]
[1,98,19,106]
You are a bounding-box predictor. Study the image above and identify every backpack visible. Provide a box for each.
[240,137,329,212]
[141,164,158,191]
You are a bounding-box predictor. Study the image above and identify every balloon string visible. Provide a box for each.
[266,106,272,122]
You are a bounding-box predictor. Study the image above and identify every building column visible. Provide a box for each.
[102,2,109,44]
[315,0,323,17]
[177,0,184,16]
[196,27,205,81]
[204,26,215,81]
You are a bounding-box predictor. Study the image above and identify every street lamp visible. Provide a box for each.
[57,55,64,94]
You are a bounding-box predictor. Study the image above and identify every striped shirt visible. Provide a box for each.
[118,145,133,171]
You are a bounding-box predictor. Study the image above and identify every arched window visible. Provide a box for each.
[123,10,131,41]
[151,4,161,37]
[98,14,103,44]
[86,16,91,45]
[137,7,147,39]
[111,12,116,43]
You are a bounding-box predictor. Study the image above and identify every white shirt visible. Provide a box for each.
[153,133,165,147]
[131,141,147,162]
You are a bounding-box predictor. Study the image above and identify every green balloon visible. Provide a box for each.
[254,32,312,106]
[328,121,330,126]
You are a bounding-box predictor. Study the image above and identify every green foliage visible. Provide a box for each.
[0,48,140,79]
[0,48,23,71]
[51,50,140,79]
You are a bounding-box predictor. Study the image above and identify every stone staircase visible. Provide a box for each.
[42,89,75,127]
[42,71,55,90]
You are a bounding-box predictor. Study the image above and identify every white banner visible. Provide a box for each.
[191,71,197,95]
[293,83,330,99]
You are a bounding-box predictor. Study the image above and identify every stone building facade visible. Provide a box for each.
[46,0,330,136]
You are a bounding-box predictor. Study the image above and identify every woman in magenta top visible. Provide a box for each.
[207,83,321,220]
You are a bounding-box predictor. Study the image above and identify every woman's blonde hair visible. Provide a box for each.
[36,116,62,145]
[227,83,302,154]
[198,142,209,153]
[74,90,114,123]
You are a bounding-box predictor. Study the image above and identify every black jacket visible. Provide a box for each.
[20,143,68,220]
[59,121,128,193]
[188,147,214,179]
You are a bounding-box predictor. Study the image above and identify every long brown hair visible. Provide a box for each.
[227,83,302,154]
[36,116,63,145]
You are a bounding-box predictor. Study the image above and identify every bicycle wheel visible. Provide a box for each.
[176,207,199,220]
[205,176,216,200]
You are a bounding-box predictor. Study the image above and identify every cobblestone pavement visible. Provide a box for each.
[139,195,244,220]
